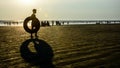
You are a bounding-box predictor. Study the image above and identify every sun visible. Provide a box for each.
[19,0,35,5]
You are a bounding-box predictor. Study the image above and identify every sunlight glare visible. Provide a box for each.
[19,0,35,6]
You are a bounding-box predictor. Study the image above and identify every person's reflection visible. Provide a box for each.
[20,38,54,68]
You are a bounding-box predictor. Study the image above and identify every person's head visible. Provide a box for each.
[32,9,37,14]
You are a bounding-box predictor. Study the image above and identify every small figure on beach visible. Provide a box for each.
[31,9,38,38]
[23,9,40,38]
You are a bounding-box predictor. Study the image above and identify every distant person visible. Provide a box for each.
[31,9,38,38]
[62,22,64,25]
[52,21,54,26]
[47,21,50,26]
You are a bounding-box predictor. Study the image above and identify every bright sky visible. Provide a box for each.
[0,0,120,20]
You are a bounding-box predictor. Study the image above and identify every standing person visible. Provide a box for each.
[23,9,40,39]
[31,9,38,38]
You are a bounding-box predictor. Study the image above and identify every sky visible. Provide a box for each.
[0,0,120,20]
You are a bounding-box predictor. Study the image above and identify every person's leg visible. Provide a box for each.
[31,33,33,38]
[35,32,38,38]
[31,22,33,38]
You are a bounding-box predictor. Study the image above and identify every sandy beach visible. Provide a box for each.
[0,25,120,68]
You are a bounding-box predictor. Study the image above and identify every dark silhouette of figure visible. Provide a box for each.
[56,21,61,25]
[20,38,54,68]
[47,21,50,26]
[43,21,47,26]
[40,21,42,26]
[31,9,38,38]
[62,22,64,25]
[41,21,46,26]
[41,21,50,26]
[52,21,54,26]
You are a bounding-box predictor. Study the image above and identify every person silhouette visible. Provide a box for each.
[31,9,38,38]
[23,9,40,38]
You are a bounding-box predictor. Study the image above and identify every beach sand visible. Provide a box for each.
[0,25,120,68]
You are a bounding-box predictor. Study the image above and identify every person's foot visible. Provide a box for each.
[35,35,38,38]
[35,34,38,38]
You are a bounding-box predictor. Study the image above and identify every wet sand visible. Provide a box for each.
[0,25,120,68]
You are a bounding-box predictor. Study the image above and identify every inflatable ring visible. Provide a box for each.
[23,17,40,33]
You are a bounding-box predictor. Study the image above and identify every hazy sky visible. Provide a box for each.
[0,0,120,20]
